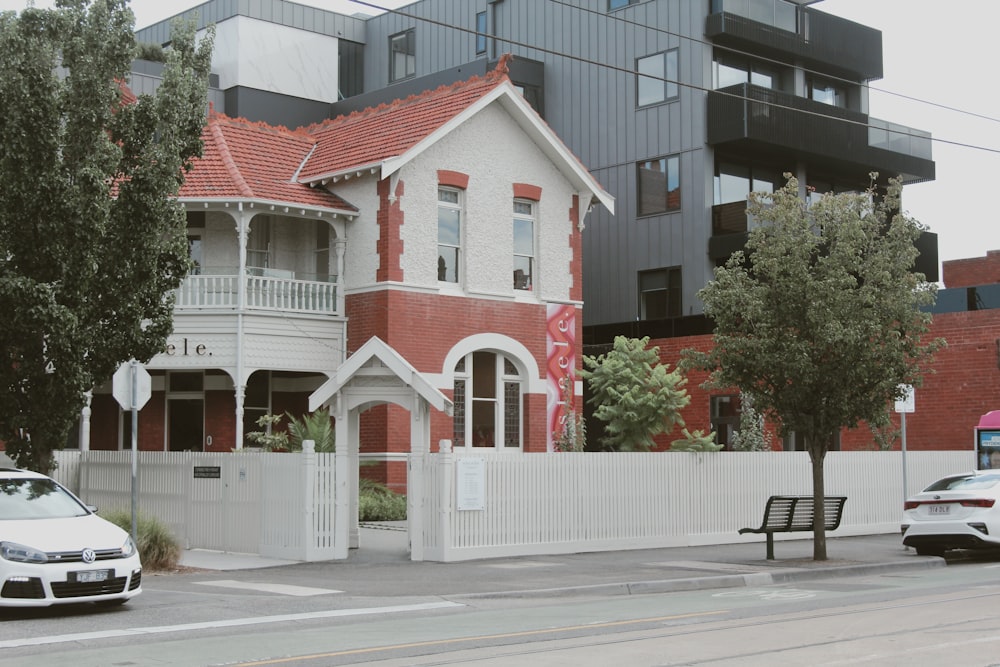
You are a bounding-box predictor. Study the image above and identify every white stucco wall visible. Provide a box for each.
[328,102,581,302]
[209,17,341,104]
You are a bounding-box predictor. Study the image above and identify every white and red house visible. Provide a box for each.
[82,60,613,489]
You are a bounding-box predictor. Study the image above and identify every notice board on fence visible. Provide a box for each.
[456,458,485,511]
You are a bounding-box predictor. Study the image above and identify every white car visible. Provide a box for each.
[0,467,141,607]
[901,470,1000,557]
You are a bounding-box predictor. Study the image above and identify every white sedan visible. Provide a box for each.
[902,470,1000,557]
[0,467,142,607]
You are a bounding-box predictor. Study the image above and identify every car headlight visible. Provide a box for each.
[0,541,48,564]
[121,536,137,558]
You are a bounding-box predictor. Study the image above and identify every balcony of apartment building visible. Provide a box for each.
[705,0,882,81]
[707,170,940,282]
[707,83,936,186]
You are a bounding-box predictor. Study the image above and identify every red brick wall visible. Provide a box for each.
[645,308,1000,452]
[376,178,404,283]
[943,250,1000,288]
[205,390,234,452]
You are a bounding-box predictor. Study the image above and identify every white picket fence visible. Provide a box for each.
[2,448,975,563]
[42,450,338,560]
[413,449,975,562]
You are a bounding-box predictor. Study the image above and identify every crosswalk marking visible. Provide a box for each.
[194,579,342,596]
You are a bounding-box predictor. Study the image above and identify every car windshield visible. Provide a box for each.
[924,474,1000,492]
[0,479,90,520]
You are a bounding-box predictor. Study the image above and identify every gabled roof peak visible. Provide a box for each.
[300,54,515,136]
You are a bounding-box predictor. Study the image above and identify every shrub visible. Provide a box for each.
[358,478,407,521]
[103,510,181,571]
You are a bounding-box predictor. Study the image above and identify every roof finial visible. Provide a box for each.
[495,53,513,76]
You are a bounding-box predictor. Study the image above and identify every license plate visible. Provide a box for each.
[74,569,109,583]
[929,504,951,515]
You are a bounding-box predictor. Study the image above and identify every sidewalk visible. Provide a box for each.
[178,527,946,599]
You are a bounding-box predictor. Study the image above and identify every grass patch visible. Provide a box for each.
[103,510,181,571]
[358,478,407,522]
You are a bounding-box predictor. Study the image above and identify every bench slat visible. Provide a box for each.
[739,495,847,559]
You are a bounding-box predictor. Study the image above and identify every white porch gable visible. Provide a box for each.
[308,336,452,560]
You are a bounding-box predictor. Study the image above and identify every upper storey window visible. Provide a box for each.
[637,155,680,216]
[437,188,462,284]
[637,49,678,107]
[389,29,415,82]
[714,53,784,91]
[609,0,641,9]
[808,76,847,108]
[475,11,487,54]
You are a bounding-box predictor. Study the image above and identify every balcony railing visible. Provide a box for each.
[707,83,935,183]
[706,1,883,81]
[174,268,339,315]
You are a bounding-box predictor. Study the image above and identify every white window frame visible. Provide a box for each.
[513,199,535,291]
[437,188,463,285]
[453,351,523,451]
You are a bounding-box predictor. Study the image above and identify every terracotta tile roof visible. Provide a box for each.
[296,58,513,183]
[179,111,359,213]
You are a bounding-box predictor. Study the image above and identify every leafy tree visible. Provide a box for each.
[670,428,721,452]
[0,1,214,473]
[581,336,690,451]
[683,175,943,559]
[730,393,772,452]
[246,409,335,452]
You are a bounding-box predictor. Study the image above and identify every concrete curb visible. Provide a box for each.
[450,557,946,600]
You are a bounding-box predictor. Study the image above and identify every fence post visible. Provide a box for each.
[333,434,350,559]
[438,439,454,562]
[301,440,316,561]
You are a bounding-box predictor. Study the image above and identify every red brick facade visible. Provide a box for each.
[942,250,1000,289]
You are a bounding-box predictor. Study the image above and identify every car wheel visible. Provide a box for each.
[915,546,944,557]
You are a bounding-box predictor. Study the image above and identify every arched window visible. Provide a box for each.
[452,351,522,450]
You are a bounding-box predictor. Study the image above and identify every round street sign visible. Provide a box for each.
[113,361,152,410]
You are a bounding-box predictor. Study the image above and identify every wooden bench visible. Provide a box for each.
[739,495,847,559]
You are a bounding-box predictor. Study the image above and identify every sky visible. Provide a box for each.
[1,0,997,277]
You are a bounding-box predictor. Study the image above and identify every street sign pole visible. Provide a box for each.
[895,384,915,507]
[131,360,139,544]
[114,360,150,547]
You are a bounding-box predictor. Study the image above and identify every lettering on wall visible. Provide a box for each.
[546,304,576,452]
[165,338,210,356]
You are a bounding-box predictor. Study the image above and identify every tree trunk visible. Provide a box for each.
[807,437,828,560]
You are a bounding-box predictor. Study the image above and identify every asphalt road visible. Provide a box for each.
[1,545,997,666]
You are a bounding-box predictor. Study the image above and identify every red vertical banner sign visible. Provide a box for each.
[546,304,576,452]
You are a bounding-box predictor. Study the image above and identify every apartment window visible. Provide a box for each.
[437,188,462,283]
[637,49,678,107]
[453,352,522,450]
[513,200,535,291]
[639,267,681,319]
[714,161,779,205]
[637,155,680,216]
[475,11,487,54]
[711,394,742,451]
[609,0,640,9]
[714,52,783,91]
[389,29,415,82]
[808,76,846,108]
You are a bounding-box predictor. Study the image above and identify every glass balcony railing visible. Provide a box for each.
[710,0,797,33]
[868,118,933,161]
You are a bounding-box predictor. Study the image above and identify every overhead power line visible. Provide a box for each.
[348,0,1000,156]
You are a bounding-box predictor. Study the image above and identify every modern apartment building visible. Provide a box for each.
[137,0,936,334]
[111,0,949,459]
